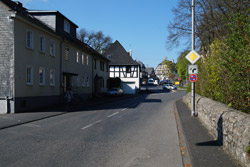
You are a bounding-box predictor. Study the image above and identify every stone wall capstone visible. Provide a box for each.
[183,92,250,167]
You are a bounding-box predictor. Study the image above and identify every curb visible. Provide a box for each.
[174,101,193,167]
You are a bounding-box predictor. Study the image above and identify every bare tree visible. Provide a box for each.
[166,0,250,57]
[77,28,112,54]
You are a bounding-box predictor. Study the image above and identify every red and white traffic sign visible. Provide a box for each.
[189,74,197,82]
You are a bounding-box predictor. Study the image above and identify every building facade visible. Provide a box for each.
[155,63,178,83]
[105,41,140,94]
[137,61,148,84]
[0,0,109,113]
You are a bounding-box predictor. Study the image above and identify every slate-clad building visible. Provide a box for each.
[105,40,140,94]
[0,0,109,113]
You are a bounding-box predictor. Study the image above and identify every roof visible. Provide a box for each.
[104,40,139,66]
[28,10,78,28]
[145,67,154,74]
[1,0,109,62]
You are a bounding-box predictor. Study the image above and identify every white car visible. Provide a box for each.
[148,79,154,85]
[163,84,177,90]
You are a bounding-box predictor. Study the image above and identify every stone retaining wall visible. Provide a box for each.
[183,93,250,167]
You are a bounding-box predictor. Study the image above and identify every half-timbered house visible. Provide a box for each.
[105,41,140,94]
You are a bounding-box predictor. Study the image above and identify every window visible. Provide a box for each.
[26,66,33,85]
[106,63,109,72]
[76,51,79,63]
[94,59,97,69]
[82,76,85,87]
[39,67,45,85]
[109,66,115,78]
[26,29,33,49]
[107,54,112,59]
[65,47,69,61]
[100,61,104,71]
[50,40,55,56]
[39,35,46,53]
[82,54,84,65]
[50,69,55,86]
[86,76,89,86]
[86,55,89,65]
[64,19,70,33]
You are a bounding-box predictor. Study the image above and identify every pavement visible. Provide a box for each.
[0,91,242,167]
[175,99,242,167]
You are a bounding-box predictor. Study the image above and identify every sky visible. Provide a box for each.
[19,0,187,69]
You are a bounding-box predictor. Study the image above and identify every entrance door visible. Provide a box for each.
[63,75,71,93]
[122,82,135,94]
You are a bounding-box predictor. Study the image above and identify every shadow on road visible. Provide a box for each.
[19,86,170,113]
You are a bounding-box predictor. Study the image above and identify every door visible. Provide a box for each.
[122,82,136,94]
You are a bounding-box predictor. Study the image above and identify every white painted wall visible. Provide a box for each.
[120,69,140,94]
[0,100,7,114]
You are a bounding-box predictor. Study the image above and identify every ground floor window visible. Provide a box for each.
[26,66,33,85]
[39,67,45,85]
[50,69,55,86]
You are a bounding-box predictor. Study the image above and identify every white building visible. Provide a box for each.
[105,41,140,94]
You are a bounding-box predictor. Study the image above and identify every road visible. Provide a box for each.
[0,88,185,167]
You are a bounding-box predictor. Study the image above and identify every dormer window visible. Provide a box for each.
[64,19,70,33]
[107,54,112,59]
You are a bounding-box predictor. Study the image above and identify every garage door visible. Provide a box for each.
[122,82,136,94]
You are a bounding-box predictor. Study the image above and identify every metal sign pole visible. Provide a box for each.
[191,0,196,116]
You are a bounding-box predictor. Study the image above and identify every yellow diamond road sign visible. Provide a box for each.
[185,50,201,64]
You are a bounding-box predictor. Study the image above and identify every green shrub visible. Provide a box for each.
[246,145,250,154]
[186,83,191,93]
[196,10,250,113]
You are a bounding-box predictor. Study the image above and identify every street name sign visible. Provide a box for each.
[185,50,201,64]
[189,74,197,82]
[188,65,198,74]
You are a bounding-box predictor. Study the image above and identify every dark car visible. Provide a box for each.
[159,80,171,85]
[107,88,123,96]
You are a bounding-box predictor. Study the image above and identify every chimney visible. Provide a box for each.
[129,49,132,57]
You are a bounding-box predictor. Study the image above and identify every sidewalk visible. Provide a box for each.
[0,93,141,130]
[175,99,242,167]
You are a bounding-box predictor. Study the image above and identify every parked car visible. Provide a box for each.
[162,83,177,90]
[148,78,154,85]
[107,88,123,96]
[159,80,171,85]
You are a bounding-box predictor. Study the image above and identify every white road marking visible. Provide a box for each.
[107,112,119,118]
[150,93,167,96]
[81,119,103,130]
[121,108,127,111]
[94,120,103,124]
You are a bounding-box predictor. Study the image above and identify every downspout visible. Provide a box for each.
[92,54,94,97]
[9,13,16,113]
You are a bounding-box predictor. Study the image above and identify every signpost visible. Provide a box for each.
[189,74,197,82]
[185,0,200,117]
[186,50,201,65]
[188,65,198,74]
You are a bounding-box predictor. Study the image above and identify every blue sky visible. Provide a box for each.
[19,0,186,68]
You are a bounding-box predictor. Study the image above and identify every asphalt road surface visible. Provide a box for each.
[0,90,185,167]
